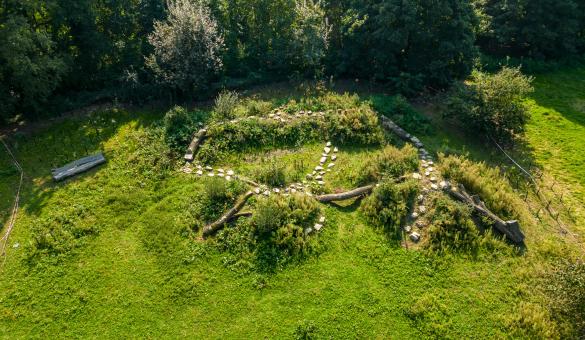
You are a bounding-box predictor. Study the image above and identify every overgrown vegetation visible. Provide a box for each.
[443,67,534,143]
[353,145,419,186]
[361,180,419,236]
[371,95,432,135]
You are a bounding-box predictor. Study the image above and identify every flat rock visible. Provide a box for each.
[319,216,326,223]
[404,225,412,233]
[419,206,427,213]
[273,188,280,193]
[331,155,337,161]
[411,212,419,219]
[326,142,332,147]
[315,175,323,180]
[327,163,335,168]
[333,147,339,152]
[412,173,422,180]
[431,184,439,190]
[324,147,331,154]
[317,181,325,185]
[430,176,437,182]
[227,170,234,176]
[208,173,215,177]
[225,176,232,181]
[196,170,203,176]
[320,156,327,164]
[315,166,324,171]
[263,190,270,196]
[314,223,323,231]
[205,166,213,171]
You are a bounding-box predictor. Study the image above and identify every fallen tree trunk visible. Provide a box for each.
[315,184,376,203]
[202,191,254,238]
[184,129,207,162]
[444,183,525,244]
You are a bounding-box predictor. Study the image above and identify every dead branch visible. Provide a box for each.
[315,184,376,203]
[444,183,525,244]
[184,128,207,162]
[202,191,255,238]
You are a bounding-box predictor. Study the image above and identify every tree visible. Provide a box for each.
[0,15,66,122]
[444,67,534,143]
[146,0,224,95]
[474,0,585,60]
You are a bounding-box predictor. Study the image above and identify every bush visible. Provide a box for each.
[425,195,479,254]
[372,95,432,135]
[163,106,193,149]
[217,193,322,272]
[201,177,246,222]
[353,145,419,186]
[213,90,239,120]
[361,180,419,235]
[443,67,534,143]
[146,0,223,94]
[126,127,174,180]
[326,107,384,145]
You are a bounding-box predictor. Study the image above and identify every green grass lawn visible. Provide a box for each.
[524,67,585,227]
[0,74,582,338]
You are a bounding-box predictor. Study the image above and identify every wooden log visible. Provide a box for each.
[184,129,207,162]
[315,184,376,203]
[444,183,525,244]
[202,191,255,238]
[52,153,106,181]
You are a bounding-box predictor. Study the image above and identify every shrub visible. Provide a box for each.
[425,195,479,254]
[126,127,174,180]
[213,90,239,120]
[254,158,287,187]
[163,106,193,149]
[353,145,419,186]
[201,177,246,222]
[443,67,534,143]
[372,95,432,135]
[146,0,224,94]
[361,180,419,235]
[327,107,384,145]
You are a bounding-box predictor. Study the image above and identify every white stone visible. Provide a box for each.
[326,142,332,147]
[306,174,313,180]
[410,232,421,242]
[419,206,427,213]
[208,173,215,177]
[439,181,448,189]
[404,225,412,233]
[225,176,232,181]
[227,170,234,176]
[255,188,261,194]
[431,184,439,190]
[319,171,325,175]
[320,156,327,164]
[205,166,213,171]
[428,167,434,172]
[331,155,337,161]
[412,173,422,180]
[183,167,193,174]
[327,163,335,168]
[324,147,331,154]
[319,216,326,223]
[315,166,324,171]
[314,223,323,231]
[315,175,323,180]
[411,212,419,219]
[13,242,19,249]
[425,171,431,177]
[269,113,275,118]
[417,194,424,203]
[263,190,270,196]
[273,188,280,193]
[333,147,339,153]
[196,170,203,176]
[196,164,202,169]
[317,181,325,185]
[217,173,225,177]
[430,176,437,182]
[291,188,297,193]
[305,227,314,235]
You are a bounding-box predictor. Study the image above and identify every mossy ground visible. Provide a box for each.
[0,69,583,338]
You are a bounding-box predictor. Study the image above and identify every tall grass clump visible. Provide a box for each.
[213,90,239,120]
[438,154,525,222]
[353,144,419,185]
[361,179,418,236]
[201,177,246,222]
[254,158,287,187]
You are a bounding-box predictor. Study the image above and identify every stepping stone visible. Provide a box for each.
[319,171,325,175]
[327,163,335,168]
[273,188,280,193]
[305,227,314,235]
[314,223,323,231]
[404,225,412,233]
[319,216,326,223]
[315,166,324,171]
[320,156,327,164]
[196,170,203,176]
[205,166,213,171]
[208,173,215,177]
[430,176,437,182]
[326,142,332,147]
[217,173,225,177]
[331,155,337,161]
[183,167,193,174]
[324,147,331,154]
[227,170,234,176]
[419,206,427,213]
[315,175,323,180]
[255,188,261,194]
[263,190,270,196]
[439,181,448,189]
[431,184,439,190]
[411,212,419,219]
[291,188,297,193]
[225,176,232,181]
[317,181,325,185]
[412,173,422,180]
[333,147,339,153]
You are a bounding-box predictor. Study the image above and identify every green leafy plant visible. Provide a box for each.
[254,158,287,187]
[213,90,239,120]
[361,180,418,235]
[163,106,193,149]
[353,145,419,186]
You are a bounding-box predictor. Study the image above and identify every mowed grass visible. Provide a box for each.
[524,67,585,227]
[0,86,580,338]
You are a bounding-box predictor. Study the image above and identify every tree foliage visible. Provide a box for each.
[444,66,534,143]
[147,0,224,94]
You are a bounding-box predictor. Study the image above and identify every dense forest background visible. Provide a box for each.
[1,0,584,124]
